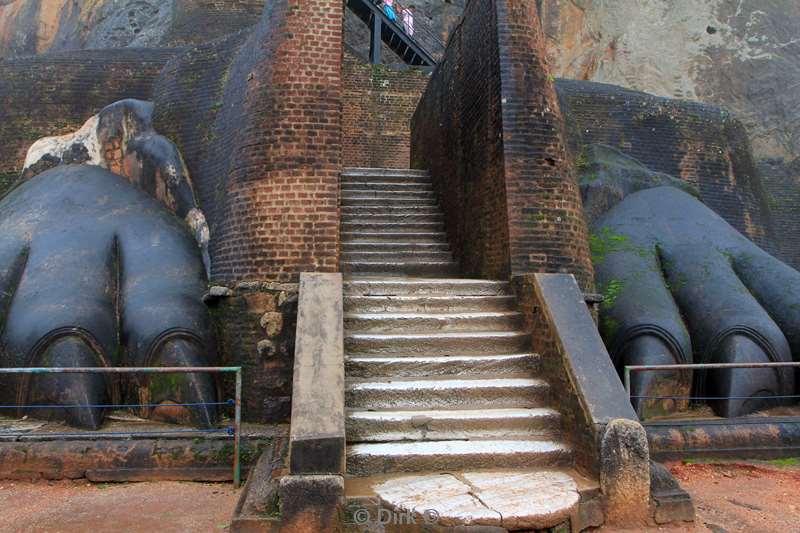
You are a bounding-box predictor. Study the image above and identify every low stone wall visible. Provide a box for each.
[411,0,594,290]
[208,282,298,424]
[342,52,429,169]
[0,429,286,481]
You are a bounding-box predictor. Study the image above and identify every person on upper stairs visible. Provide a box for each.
[382,0,397,22]
[401,5,415,36]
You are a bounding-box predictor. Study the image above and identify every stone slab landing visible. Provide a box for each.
[340,169,592,531]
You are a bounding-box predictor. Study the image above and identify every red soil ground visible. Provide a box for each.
[597,459,800,533]
[0,459,798,532]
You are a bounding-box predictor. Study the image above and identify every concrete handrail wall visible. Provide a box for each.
[515,274,652,524]
[288,272,345,475]
[513,274,640,472]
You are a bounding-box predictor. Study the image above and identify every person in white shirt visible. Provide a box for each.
[401,5,415,36]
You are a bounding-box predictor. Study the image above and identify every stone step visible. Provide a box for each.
[342,261,460,277]
[345,353,540,379]
[342,168,431,180]
[342,242,451,253]
[341,232,449,244]
[341,190,436,201]
[342,206,441,216]
[348,470,587,531]
[341,221,445,233]
[341,213,444,224]
[346,377,549,410]
[341,197,438,207]
[346,439,573,475]
[346,407,561,442]
[343,251,454,263]
[341,182,433,192]
[345,330,532,356]
[344,312,524,333]
[344,279,512,297]
[344,295,517,313]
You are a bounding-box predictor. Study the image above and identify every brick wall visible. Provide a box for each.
[556,79,776,255]
[0,48,174,198]
[758,158,800,269]
[411,0,594,291]
[342,51,429,169]
[154,0,343,284]
[166,0,266,47]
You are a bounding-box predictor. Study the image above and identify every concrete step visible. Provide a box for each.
[342,168,430,180]
[342,206,441,216]
[345,330,532,356]
[342,251,454,263]
[346,377,549,410]
[346,439,573,475]
[341,190,436,201]
[345,353,540,379]
[346,407,561,442]
[344,279,512,297]
[341,182,433,192]
[341,232,449,244]
[341,197,438,207]
[341,213,444,224]
[342,242,451,253]
[344,294,517,313]
[342,261,460,277]
[344,312,524,333]
[341,222,445,233]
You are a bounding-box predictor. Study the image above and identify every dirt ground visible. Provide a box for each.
[597,459,800,533]
[0,480,240,532]
[0,460,798,532]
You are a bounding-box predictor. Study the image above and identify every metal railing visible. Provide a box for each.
[625,362,800,424]
[369,0,446,61]
[624,361,800,399]
[0,366,243,487]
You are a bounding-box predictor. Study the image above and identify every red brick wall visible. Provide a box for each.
[342,52,429,169]
[411,0,594,290]
[209,0,343,283]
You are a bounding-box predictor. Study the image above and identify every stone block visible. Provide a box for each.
[600,419,651,526]
[650,461,695,525]
[279,475,344,533]
[289,273,345,475]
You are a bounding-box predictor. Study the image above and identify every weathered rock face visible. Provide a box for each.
[539,0,800,165]
[0,0,174,57]
[0,0,265,58]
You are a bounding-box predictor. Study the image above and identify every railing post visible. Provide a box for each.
[624,366,631,399]
[234,367,242,488]
[370,14,382,64]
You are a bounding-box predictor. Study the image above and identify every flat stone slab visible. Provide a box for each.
[372,470,580,529]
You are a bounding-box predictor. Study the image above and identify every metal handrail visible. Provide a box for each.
[623,361,800,398]
[369,0,445,60]
[0,366,244,487]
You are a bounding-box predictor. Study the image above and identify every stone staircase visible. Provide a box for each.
[340,168,591,530]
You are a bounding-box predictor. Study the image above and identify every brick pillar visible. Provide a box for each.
[212,0,343,283]
[496,0,594,290]
[411,0,594,291]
